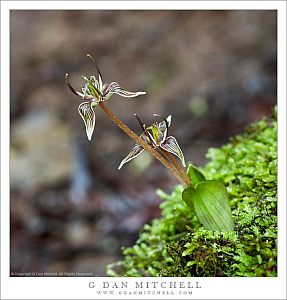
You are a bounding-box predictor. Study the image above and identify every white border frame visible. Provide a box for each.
[1,1,286,299]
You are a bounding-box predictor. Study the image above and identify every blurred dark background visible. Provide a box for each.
[10,10,276,276]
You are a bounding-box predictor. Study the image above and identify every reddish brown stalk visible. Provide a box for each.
[99,101,188,186]
[160,149,190,186]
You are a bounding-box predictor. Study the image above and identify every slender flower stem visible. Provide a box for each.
[160,149,190,186]
[99,101,187,186]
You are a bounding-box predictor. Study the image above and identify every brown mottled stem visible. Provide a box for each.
[99,101,187,185]
[160,149,190,186]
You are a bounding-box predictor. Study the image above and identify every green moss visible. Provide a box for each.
[107,109,277,277]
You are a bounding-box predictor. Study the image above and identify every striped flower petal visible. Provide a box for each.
[160,136,186,167]
[78,102,96,141]
[151,114,172,145]
[118,144,145,170]
[104,82,146,99]
[156,115,172,134]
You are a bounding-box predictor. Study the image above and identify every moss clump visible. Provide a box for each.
[107,109,277,277]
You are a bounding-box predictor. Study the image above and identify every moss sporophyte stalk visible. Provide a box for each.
[66,54,234,231]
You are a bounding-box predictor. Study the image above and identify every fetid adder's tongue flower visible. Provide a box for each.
[65,54,146,141]
[118,114,186,170]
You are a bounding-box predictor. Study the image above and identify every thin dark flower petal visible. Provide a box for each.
[160,136,186,167]
[118,144,145,170]
[65,74,82,97]
[87,54,103,90]
[134,114,146,131]
[104,82,146,99]
[78,102,96,141]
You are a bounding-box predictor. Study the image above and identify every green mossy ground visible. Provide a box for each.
[107,109,277,277]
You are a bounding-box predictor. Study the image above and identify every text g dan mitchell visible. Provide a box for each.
[89,281,202,289]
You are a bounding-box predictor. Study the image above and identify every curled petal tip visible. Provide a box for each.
[65,73,82,97]
[87,53,95,62]
[166,115,172,126]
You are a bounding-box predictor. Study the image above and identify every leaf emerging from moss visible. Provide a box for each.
[107,109,277,277]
